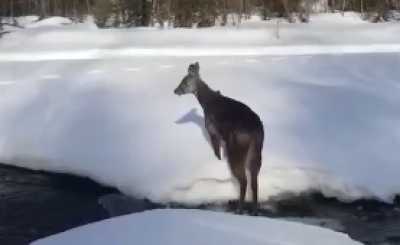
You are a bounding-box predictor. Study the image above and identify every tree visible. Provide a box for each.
[92,0,114,27]
[0,0,398,28]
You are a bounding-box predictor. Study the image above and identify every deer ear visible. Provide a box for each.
[194,62,200,73]
[188,62,200,76]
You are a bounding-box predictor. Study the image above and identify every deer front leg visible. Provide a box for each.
[205,118,221,160]
[209,134,221,160]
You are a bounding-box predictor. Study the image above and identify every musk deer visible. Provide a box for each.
[174,62,264,214]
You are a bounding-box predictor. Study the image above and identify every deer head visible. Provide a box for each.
[174,62,201,96]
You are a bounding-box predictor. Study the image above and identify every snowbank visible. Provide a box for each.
[1,54,400,203]
[31,209,362,245]
[25,17,73,29]
[0,14,400,204]
[1,12,400,60]
[15,16,40,27]
[1,16,72,29]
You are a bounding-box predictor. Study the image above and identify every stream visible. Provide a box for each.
[0,163,399,245]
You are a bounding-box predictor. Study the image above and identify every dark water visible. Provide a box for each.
[1,163,400,245]
[262,194,400,245]
[0,163,116,245]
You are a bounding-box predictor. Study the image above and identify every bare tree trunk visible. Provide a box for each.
[300,0,312,22]
[360,0,364,14]
[86,0,92,16]
[39,0,47,20]
[275,19,280,39]
[73,0,77,21]
[242,0,248,19]
[168,0,173,27]
[238,0,243,26]
[55,0,61,16]
[116,0,124,26]
[281,0,294,22]
[150,0,156,26]
[261,0,267,20]
[341,0,346,16]
[141,0,148,26]
[10,0,17,25]
[222,0,227,25]
[0,1,3,31]
[4,0,9,17]
[331,0,336,12]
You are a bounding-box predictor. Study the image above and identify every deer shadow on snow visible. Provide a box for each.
[174,108,236,188]
[175,108,211,147]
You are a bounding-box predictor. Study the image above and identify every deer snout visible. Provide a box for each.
[174,87,183,96]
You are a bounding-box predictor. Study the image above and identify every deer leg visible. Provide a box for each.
[250,171,259,215]
[209,134,221,160]
[226,136,249,214]
[206,120,221,160]
[238,172,247,214]
[231,164,247,214]
[250,152,262,216]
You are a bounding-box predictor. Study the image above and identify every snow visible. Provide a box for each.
[1,13,400,61]
[1,16,78,34]
[14,16,40,27]
[0,14,400,204]
[2,45,400,62]
[24,17,73,29]
[31,209,362,245]
[1,16,72,29]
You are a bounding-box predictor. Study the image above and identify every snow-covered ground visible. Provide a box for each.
[1,13,400,61]
[0,14,400,204]
[31,209,362,245]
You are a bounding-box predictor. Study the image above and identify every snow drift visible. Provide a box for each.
[1,13,400,61]
[31,209,362,245]
[0,14,400,204]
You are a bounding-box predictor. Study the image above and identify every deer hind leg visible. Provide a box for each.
[249,144,262,215]
[232,163,247,214]
[226,141,248,214]
[250,161,260,215]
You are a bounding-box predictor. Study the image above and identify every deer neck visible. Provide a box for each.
[195,80,219,110]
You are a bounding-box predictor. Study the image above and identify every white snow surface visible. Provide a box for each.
[1,13,400,61]
[31,209,362,245]
[24,17,73,29]
[0,14,400,203]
